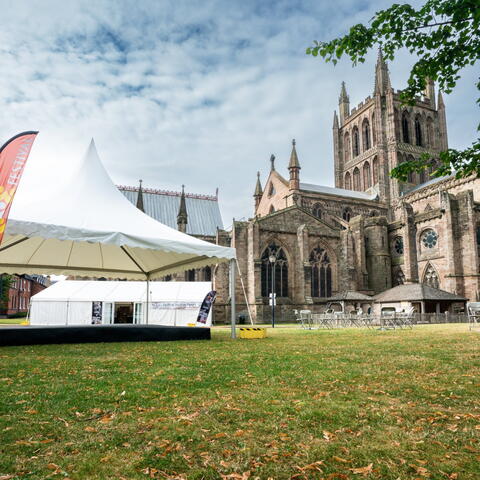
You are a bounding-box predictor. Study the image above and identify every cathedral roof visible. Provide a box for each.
[118,185,223,236]
[374,284,467,302]
[300,182,378,201]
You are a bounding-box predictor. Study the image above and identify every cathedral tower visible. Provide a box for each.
[177,185,188,233]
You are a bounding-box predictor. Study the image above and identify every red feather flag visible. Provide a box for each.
[0,131,38,243]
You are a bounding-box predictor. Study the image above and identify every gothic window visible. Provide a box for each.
[309,247,332,298]
[372,156,379,184]
[402,111,410,143]
[363,161,371,189]
[353,127,360,156]
[269,205,275,214]
[186,269,196,281]
[203,266,212,282]
[371,113,376,145]
[415,116,423,146]
[344,171,352,190]
[393,236,404,255]
[342,207,352,222]
[362,119,371,150]
[393,268,406,286]
[312,203,322,219]
[268,183,276,196]
[419,169,427,184]
[353,167,361,191]
[164,274,172,281]
[427,117,434,147]
[344,132,351,162]
[423,263,440,289]
[261,243,288,298]
[421,229,438,249]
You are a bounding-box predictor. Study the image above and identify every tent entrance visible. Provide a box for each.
[114,303,134,324]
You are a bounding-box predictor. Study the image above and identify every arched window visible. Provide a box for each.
[362,119,370,150]
[312,203,322,219]
[261,244,288,298]
[344,132,351,162]
[423,263,440,289]
[419,169,427,184]
[393,236,404,255]
[344,171,352,190]
[342,207,352,222]
[372,156,379,184]
[186,269,196,281]
[427,117,434,147]
[203,266,212,281]
[268,183,276,196]
[269,205,275,214]
[394,108,401,139]
[371,113,376,145]
[393,268,405,286]
[402,111,410,143]
[353,127,360,156]
[415,116,422,146]
[363,161,371,189]
[309,247,332,298]
[353,167,361,191]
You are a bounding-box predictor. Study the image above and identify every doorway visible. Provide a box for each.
[114,303,134,324]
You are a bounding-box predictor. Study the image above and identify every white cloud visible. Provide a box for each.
[0,0,477,227]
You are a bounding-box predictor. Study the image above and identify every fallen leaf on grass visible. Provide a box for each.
[84,426,97,433]
[326,474,349,480]
[350,463,373,476]
[99,414,115,424]
[323,430,334,442]
[332,456,349,463]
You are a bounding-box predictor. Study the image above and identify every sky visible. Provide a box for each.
[0,0,478,229]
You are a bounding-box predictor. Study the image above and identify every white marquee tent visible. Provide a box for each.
[30,281,214,327]
[0,136,238,334]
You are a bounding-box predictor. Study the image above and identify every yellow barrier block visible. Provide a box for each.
[187,323,196,327]
[239,327,267,339]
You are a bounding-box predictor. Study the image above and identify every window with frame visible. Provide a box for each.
[310,247,332,298]
[342,207,352,222]
[421,229,438,249]
[261,244,288,298]
[312,203,322,219]
[393,236,404,255]
[423,263,440,289]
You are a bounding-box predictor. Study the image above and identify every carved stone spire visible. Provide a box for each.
[254,171,263,212]
[374,47,391,95]
[288,139,300,190]
[136,179,145,212]
[338,81,350,125]
[333,110,339,129]
[177,185,188,233]
[423,77,436,109]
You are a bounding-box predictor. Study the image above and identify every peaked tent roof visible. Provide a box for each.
[1,138,235,280]
[374,284,467,302]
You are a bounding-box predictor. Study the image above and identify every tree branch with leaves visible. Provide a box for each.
[307,0,480,181]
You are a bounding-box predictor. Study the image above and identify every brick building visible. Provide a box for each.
[1,274,50,316]
[212,52,480,322]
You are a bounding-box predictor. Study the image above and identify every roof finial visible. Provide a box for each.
[270,154,275,171]
[136,179,145,212]
[177,184,188,232]
[288,139,300,169]
[254,171,263,197]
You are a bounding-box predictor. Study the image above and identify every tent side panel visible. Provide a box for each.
[67,301,93,325]
[30,301,68,325]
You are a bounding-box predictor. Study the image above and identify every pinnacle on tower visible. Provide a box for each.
[374,47,391,95]
[177,184,188,233]
[270,154,276,171]
[254,171,263,197]
[333,110,339,129]
[438,90,445,108]
[288,139,300,190]
[338,81,350,126]
[136,179,145,213]
[288,139,300,169]
[423,77,436,108]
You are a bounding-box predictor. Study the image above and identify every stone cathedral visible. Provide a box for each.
[213,52,480,323]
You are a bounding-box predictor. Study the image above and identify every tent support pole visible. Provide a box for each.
[230,259,236,339]
[146,275,150,325]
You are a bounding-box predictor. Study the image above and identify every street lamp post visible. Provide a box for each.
[269,254,276,328]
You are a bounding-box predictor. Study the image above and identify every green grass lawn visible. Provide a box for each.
[0,318,26,325]
[0,325,479,479]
